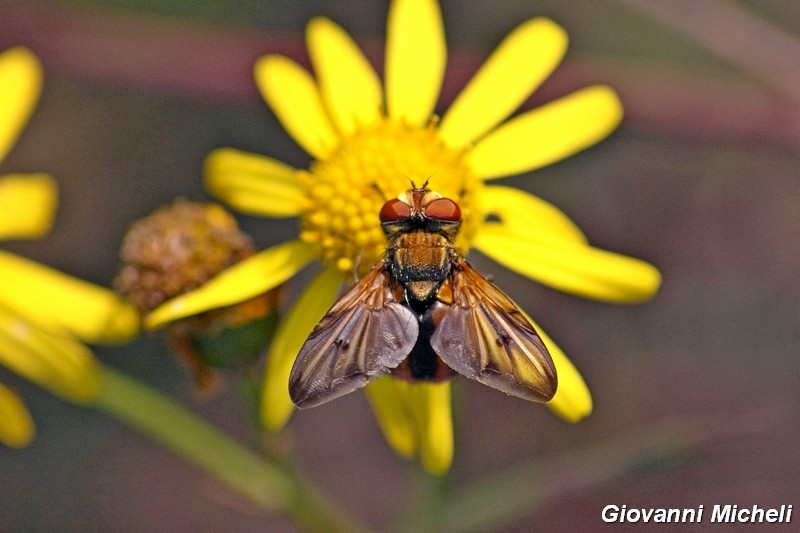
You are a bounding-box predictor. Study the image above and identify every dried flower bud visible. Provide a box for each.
[115,200,280,394]
[115,199,254,314]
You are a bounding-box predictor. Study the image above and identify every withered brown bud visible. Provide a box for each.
[114,200,280,394]
[114,199,254,314]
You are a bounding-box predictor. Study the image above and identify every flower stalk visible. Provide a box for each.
[93,365,368,533]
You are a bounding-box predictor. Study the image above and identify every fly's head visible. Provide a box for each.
[379,187,462,242]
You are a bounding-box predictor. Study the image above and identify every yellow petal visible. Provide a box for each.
[0,173,57,239]
[146,240,315,329]
[408,381,453,475]
[204,149,303,217]
[306,17,382,135]
[0,47,43,163]
[439,18,568,148]
[0,305,101,403]
[469,85,623,179]
[261,266,341,431]
[366,379,454,472]
[254,55,339,158]
[365,377,417,459]
[385,0,445,125]
[482,185,587,244]
[0,384,35,448]
[0,250,139,343]
[473,225,662,303]
[522,314,592,422]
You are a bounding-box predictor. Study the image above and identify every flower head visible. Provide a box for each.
[0,47,138,447]
[145,0,661,473]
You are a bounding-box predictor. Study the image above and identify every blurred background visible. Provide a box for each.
[1,0,799,531]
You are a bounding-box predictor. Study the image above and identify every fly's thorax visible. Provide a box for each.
[389,230,456,304]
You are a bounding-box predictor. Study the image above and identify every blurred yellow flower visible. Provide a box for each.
[145,0,661,473]
[0,47,139,447]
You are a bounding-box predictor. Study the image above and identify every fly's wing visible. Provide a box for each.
[430,258,557,402]
[289,261,418,408]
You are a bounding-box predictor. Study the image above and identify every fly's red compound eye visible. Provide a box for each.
[379,198,412,223]
[424,197,462,222]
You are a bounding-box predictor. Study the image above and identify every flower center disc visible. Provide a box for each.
[298,119,481,276]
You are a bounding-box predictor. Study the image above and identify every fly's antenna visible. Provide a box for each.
[421,171,438,190]
[403,174,417,190]
[404,172,435,191]
[394,173,421,192]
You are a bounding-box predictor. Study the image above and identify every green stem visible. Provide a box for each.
[235,365,264,435]
[94,365,368,533]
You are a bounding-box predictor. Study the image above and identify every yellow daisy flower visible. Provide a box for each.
[0,47,139,447]
[145,0,661,473]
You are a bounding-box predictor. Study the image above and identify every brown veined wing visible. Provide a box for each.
[289,260,419,408]
[430,258,557,402]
